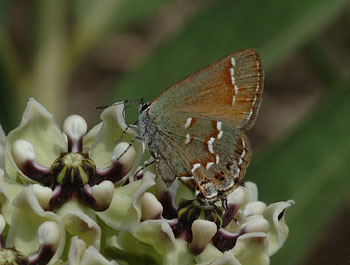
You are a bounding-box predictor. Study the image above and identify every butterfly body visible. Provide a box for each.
[137,49,263,201]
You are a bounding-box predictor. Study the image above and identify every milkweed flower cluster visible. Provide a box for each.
[0,98,293,265]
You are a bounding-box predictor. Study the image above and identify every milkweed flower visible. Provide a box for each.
[0,98,145,264]
[121,176,294,265]
[0,98,293,264]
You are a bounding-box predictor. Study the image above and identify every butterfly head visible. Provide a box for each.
[138,99,151,114]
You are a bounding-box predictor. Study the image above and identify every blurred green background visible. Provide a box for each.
[1,0,350,264]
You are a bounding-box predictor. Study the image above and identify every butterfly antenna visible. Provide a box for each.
[94,105,109,110]
[116,137,136,161]
[94,98,145,110]
[117,122,138,142]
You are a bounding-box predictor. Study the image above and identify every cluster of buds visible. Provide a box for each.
[0,98,293,264]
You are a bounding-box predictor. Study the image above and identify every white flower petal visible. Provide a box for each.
[226,187,246,207]
[32,184,53,210]
[112,102,130,133]
[63,115,88,141]
[56,201,101,249]
[243,182,258,203]
[37,221,60,246]
[190,220,217,254]
[90,180,115,210]
[233,232,269,265]
[6,98,66,180]
[115,229,163,264]
[264,200,294,256]
[97,172,156,230]
[6,187,65,264]
[167,239,194,265]
[89,104,129,169]
[131,219,176,258]
[243,216,270,233]
[208,251,241,265]
[0,214,6,234]
[193,244,224,265]
[83,122,103,148]
[243,201,267,217]
[140,192,163,220]
[80,245,119,265]
[112,142,136,174]
[12,139,36,165]
[68,237,87,265]
[0,169,22,223]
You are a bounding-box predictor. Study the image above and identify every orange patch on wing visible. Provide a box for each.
[188,117,197,129]
[233,132,251,183]
[180,49,263,130]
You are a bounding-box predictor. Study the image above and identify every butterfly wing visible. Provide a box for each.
[149,49,263,130]
[152,112,251,200]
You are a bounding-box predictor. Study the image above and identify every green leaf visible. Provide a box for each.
[111,0,349,104]
[248,80,350,265]
[73,0,176,31]
[0,0,10,25]
[70,0,177,68]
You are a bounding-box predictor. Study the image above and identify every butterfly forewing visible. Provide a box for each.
[150,49,263,130]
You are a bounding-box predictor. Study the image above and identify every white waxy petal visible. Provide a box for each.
[91,181,115,208]
[80,245,119,265]
[191,220,217,253]
[140,192,163,220]
[243,201,267,217]
[68,237,86,265]
[38,221,60,247]
[63,115,88,141]
[12,139,36,164]
[112,142,136,173]
[243,216,270,233]
[0,214,6,234]
[244,182,258,202]
[32,184,53,209]
[226,187,246,207]
[263,200,294,256]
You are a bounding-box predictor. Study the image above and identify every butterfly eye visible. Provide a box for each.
[139,102,150,113]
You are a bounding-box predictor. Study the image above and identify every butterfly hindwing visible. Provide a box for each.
[152,111,251,200]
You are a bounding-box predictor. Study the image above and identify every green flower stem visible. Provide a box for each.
[0,27,23,92]
[69,0,124,71]
[27,0,68,122]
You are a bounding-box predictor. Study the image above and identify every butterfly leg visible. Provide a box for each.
[115,137,137,161]
[134,157,156,180]
[117,122,138,142]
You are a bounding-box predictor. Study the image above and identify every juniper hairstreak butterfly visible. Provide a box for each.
[136,49,263,201]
